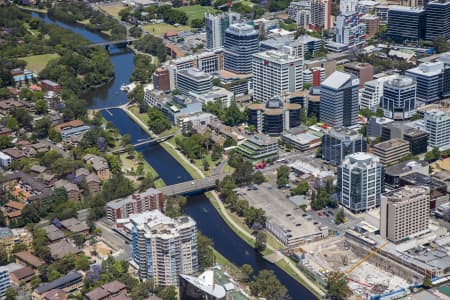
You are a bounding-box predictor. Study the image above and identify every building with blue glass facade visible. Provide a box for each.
[319,71,359,127]
[223,23,259,74]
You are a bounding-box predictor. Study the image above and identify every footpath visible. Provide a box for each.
[123,105,325,298]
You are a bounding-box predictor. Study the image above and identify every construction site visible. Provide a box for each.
[298,236,412,299]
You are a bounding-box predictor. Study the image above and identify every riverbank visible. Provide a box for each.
[124,103,325,297]
[124,106,204,180]
[206,191,326,299]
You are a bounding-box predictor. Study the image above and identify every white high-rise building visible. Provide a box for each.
[288,0,331,29]
[340,0,358,14]
[252,50,303,103]
[205,13,227,50]
[0,266,10,299]
[359,75,396,110]
[337,153,384,213]
[130,210,198,286]
[380,186,430,243]
[288,1,311,28]
[424,109,450,150]
[335,13,367,46]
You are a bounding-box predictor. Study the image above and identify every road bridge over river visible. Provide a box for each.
[158,174,226,196]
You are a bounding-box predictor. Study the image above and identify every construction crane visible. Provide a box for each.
[344,241,389,276]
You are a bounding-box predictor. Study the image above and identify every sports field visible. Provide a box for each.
[19,53,60,73]
[174,5,219,23]
[99,3,124,19]
[142,23,190,36]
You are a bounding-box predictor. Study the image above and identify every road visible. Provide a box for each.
[95,220,132,261]
[211,191,325,297]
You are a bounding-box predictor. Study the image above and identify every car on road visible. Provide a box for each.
[286,213,291,217]
[317,211,322,216]
[325,213,330,217]
[328,210,334,215]
[313,221,319,225]
[302,213,308,217]
[296,223,301,227]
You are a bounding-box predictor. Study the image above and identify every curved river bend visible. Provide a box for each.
[34,12,317,300]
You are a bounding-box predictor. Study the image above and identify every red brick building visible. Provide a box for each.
[105,188,164,223]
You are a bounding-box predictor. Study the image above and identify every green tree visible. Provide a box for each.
[432,36,449,53]
[35,99,48,115]
[255,231,267,252]
[5,288,18,300]
[197,232,215,271]
[424,147,441,162]
[122,134,132,146]
[74,254,91,271]
[276,165,290,187]
[159,286,177,300]
[327,272,349,300]
[191,18,205,28]
[250,270,288,299]
[147,108,172,134]
[0,247,7,265]
[291,181,309,195]
[423,275,433,289]
[129,26,143,38]
[33,117,51,138]
[0,135,12,150]
[240,264,253,282]
[233,160,254,186]
[12,243,28,254]
[5,117,18,130]
[335,208,345,225]
[12,107,32,129]
[253,171,266,184]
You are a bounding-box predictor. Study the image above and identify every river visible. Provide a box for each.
[33,12,317,299]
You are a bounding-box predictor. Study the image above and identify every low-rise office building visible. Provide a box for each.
[144,90,203,125]
[384,160,429,189]
[343,62,374,88]
[190,86,234,108]
[176,68,213,96]
[372,139,410,165]
[400,172,448,212]
[247,96,301,136]
[281,127,322,151]
[236,135,278,161]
